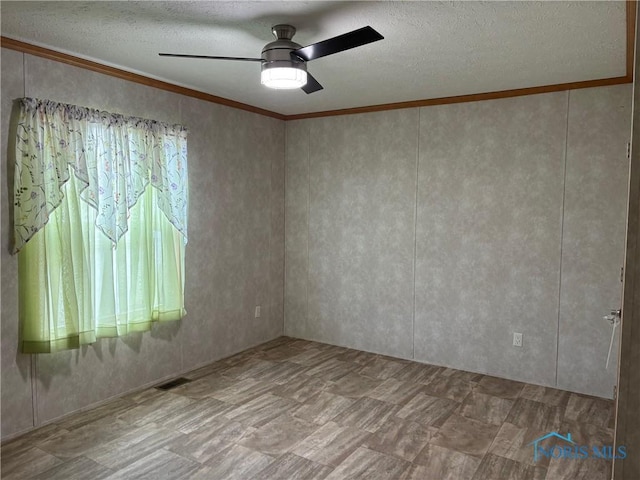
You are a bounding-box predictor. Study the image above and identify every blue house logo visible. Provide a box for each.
[528,431,575,462]
[528,431,627,462]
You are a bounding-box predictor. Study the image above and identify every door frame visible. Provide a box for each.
[613,4,640,479]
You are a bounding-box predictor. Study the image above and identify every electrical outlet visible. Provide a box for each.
[513,332,523,347]
[254,306,261,318]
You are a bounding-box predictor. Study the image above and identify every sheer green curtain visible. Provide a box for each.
[14,98,188,353]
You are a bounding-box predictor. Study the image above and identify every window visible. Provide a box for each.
[14,98,188,353]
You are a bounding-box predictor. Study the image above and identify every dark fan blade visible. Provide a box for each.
[159,53,263,62]
[291,26,383,62]
[301,72,323,94]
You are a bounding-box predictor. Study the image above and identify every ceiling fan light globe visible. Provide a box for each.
[261,67,307,89]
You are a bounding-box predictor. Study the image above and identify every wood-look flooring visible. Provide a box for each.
[1,337,616,479]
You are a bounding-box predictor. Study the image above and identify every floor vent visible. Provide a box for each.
[155,377,191,391]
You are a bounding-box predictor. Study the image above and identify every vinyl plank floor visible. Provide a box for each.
[116,392,197,426]
[304,358,358,381]
[519,384,572,408]
[155,397,233,433]
[207,377,275,404]
[291,421,371,467]
[324,446,411,480]
[271,374,330,403]
[255,453,333,479]
[365,416,436,462]
[84,423,185,471]
[366,378,427,405]
[55,398,134,430]
[430,413,500,458]
[202,444,274,479]
[357,356,407,380]
[457,391,514,426]
[331,397,399,433]
[475,375,525,399]
[223,392,299,428]
[33,456,113,480]
[326,372,384,398]
[167,417,257,463]
[1,337,617,480]
[0,446,63,480]
[421,375,475,402]
[395,392,458,427]
[471,453,547,480]
[411,444,481,480]
[104,448,200,480]
[488,422,554,468]
[292,391,355,425]
[168,375,237,399]
[238,413,319,456]
[564,393,614,428]
[505,398,564,432]
[36,420,136,459]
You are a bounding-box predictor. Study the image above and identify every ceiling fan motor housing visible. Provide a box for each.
[261,24,307,73]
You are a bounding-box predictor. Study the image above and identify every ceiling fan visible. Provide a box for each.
[159,24,384,94]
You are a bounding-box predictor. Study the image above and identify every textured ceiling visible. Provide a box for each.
[0,1,627,116]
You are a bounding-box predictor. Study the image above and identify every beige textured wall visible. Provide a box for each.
[286,111,419,358]
[0,48,285,440]
[558,86,631,397]
[284,120,310,337]
[415,93,567,388]
[285,85,632,399]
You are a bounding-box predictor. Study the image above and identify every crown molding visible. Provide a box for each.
[0,37,285,120]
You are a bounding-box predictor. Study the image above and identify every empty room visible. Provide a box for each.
[1,2,640,479]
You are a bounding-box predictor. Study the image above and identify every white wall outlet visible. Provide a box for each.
[254,305,261,318]
[513,332,523,347]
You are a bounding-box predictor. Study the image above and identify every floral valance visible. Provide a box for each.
[13,98,188,253]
